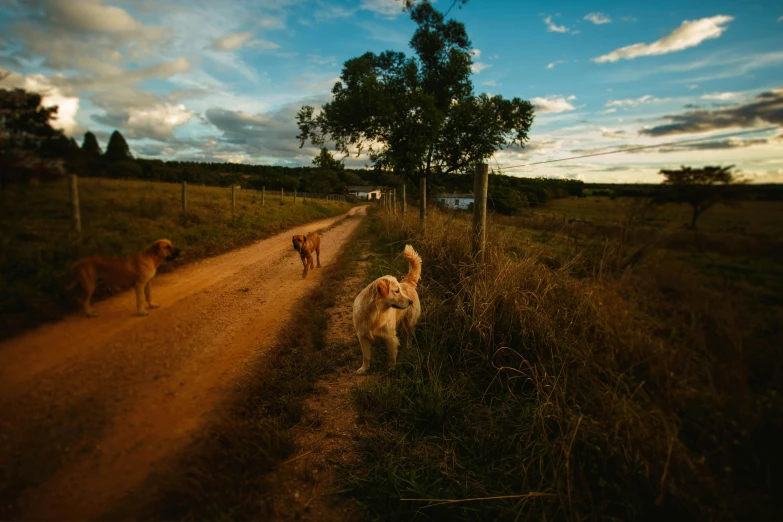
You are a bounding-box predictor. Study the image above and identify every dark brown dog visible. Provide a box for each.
[68,239,180,317]
[292,232,321,279]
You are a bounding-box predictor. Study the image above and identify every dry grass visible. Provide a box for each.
[0,178,352,339]
[343,205,782,521]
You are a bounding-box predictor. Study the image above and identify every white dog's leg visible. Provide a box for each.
[356,335,373,375]
[385,334,400,371]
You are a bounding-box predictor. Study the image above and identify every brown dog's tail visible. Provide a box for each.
[401,244,421,286]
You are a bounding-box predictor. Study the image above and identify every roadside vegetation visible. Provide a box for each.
[343,201,782,521]
[0,177,352,339]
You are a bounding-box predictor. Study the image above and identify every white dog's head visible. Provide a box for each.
[376,276,413,310]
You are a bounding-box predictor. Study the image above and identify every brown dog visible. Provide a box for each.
[353,244,422,375]
[292,232,321,279]
[69,239,180,317]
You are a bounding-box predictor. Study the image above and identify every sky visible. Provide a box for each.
[1,0,782,184]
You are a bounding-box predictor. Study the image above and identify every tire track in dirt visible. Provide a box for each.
[0,206,367,521]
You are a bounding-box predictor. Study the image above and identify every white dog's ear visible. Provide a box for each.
[377,278,390,298]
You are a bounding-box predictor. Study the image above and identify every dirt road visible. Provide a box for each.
[0,205,367,521]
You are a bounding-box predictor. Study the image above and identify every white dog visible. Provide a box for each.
[353,245,422,375]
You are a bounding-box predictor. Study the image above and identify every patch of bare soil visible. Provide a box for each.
[0,206,367,521]
[269,248,377,522]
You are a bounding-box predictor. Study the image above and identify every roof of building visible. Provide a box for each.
[346,185,381,192]
[438,193,475,199]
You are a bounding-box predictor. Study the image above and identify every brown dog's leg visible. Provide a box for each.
[301,254,309,279]
[135,283,148,316]
[145,281,159,309]
[83,281,98,317]
[356,334,373,375]
[316,242,321,268]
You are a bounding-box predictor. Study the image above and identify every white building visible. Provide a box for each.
[346,186,382,201]
[438,193,474,210]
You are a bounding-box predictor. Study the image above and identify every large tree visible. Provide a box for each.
[0,76,66,187]
[657,165,742,229]
[296,2,534,184]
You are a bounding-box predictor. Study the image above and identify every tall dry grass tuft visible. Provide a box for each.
[345,207,781,521]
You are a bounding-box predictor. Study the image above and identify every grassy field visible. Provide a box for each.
[342,200,782,521]
[0,178,353,339]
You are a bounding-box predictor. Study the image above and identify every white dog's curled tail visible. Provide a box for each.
[402,244,422,286]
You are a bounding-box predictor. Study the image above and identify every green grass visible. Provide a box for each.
[138,213,370,521]
[341,206,782,521]
[0,178,353,339]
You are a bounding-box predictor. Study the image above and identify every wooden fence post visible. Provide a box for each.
[472,163,489,264]
[232,184,236,218]
[69,174,81,235]
[393,188,397,214]
[419,177,426,224]
[402,183,406,214]
[303,191,306,204]
[294,188,297,204]
[280,187,284,204]
[181,181,187,212]
[262,186,265,206]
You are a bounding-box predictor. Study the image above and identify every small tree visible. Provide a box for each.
[104,130,133,163]
[312,147,344,171]
[657,165,740,229]
[82,131,102,157]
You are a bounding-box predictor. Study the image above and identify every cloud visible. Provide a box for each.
[547,60,565,69]
[201,95,343,164]
[543,15,570,33]
[470,49,488,72]
[584,12,611,25]
[92,97,194,141]
[605,94,665,107]
[6,0,168,76]
[701,91,742,101]
[599,127,626,138]
[211,31,252,51]
[778,15,783,22]
[211,32,279,51]
[593,15,734,63]
[640,88,783,137]
[360,0,404,18]
[2,70,82,135]
[315,4,356,20]
[597,108,617,114]
[258,16,285,29]
[482,80,498,87]
[532,95,577,114]
[654,137,773,153]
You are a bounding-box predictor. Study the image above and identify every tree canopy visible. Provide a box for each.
[312,147,344,171]
[296,2,534,182]
[1,75,66,187]
[657,165,741,228]
[82,131,102,157]
[105,130,132,163]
